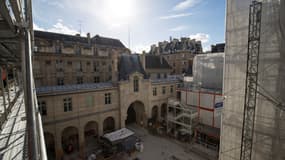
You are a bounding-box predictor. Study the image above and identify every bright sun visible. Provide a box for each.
[102,0,135,26]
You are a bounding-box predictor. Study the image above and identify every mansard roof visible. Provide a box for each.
[91,35,125,48]
[34,30,126,48]
[145,54,172,70]
[119,54,147,80]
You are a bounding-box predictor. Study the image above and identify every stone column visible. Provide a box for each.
[55,132,64,160]
[98,119,104,136]
[158,105,162,121]
[78,127,85,159]
[120,111,126,128]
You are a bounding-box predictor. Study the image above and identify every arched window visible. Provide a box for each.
[134,76,139,92]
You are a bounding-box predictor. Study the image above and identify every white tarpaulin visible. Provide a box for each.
[103,128,134,142]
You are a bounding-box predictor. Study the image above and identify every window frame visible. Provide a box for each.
[94,76,100,83]
[170,85,174,93]
[153,87,157,96]
[77,77,83,84]
[133,76,139,92]
[63,97,72,112]
[57,78,64,86]
[38,101,47,116]
[105,93,111,105]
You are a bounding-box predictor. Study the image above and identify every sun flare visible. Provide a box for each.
[102,0,135,26]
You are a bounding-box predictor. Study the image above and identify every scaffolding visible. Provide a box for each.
[219,0,285,160]
[166,98,198,141]
[240,1,262,160]
[0,0,47,159]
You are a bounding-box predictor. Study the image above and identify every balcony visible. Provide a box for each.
[0,0,47,159]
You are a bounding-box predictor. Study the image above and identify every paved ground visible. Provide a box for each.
[126,124,208,160]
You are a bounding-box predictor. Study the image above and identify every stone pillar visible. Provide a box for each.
[120,111,126,128]
[158,105,162,121]
[79,128,85,159]
[55,132,64,160]
[143,112,148,127]
[98,120,104,136]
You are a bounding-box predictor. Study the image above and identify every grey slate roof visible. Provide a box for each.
[36,82,115,94]
[145,55,172,69]
[34,30,126,48]
[119,54,147,80]
[92,35,125,48]
[151,77,179,84]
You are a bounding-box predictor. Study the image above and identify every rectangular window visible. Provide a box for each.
[134,77,139,92]
[93,61,98,72]
[38,101,47,116]
[170,85,173,93]
[105,93,111,104]
[57,78,64,86]
[63,98,72,112]
[77,61,82,72]
[77,77,83,84]
[162,86,166,94]
[67,61,72,65]
[86,61,90,66]
[153,87,157,96]
[164,73,167,78]
[55,59,64,72]
[94,76,100,83]
[55,45,62,54]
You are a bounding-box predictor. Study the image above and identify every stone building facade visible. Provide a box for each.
[33,31,130,87]
[149,37,202,75]
[33,31,179,159]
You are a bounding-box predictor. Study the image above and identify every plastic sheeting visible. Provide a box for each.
[219,0,285,160]
[192,53,224,90]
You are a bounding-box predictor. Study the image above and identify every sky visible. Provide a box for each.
[33,0,226,53]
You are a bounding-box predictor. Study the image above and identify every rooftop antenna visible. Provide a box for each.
[77,20,83,35]
[128,24,131,52]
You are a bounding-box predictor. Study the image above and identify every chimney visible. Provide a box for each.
[87,32,91,44]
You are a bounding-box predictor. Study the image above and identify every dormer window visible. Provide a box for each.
[133,76,139,92]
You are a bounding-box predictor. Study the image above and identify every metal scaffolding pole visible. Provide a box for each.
[23,30,40,160]
[5,64,11,110]
[240,1,262,160]
[13,67,16,95]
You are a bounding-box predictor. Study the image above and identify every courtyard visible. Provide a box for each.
[123,124,209,160]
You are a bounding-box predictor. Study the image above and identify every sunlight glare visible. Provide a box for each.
[102,0,135,26]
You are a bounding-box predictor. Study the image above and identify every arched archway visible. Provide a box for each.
[161,103,167,120]
[126,101,145,125]
[84,121,98,148]
[62,126,79,154]
[151,106,158,121]
[103,117,115,134]
[44,132,55,159]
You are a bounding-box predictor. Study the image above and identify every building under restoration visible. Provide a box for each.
[166,53,224,153]
[219,0,285,160]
